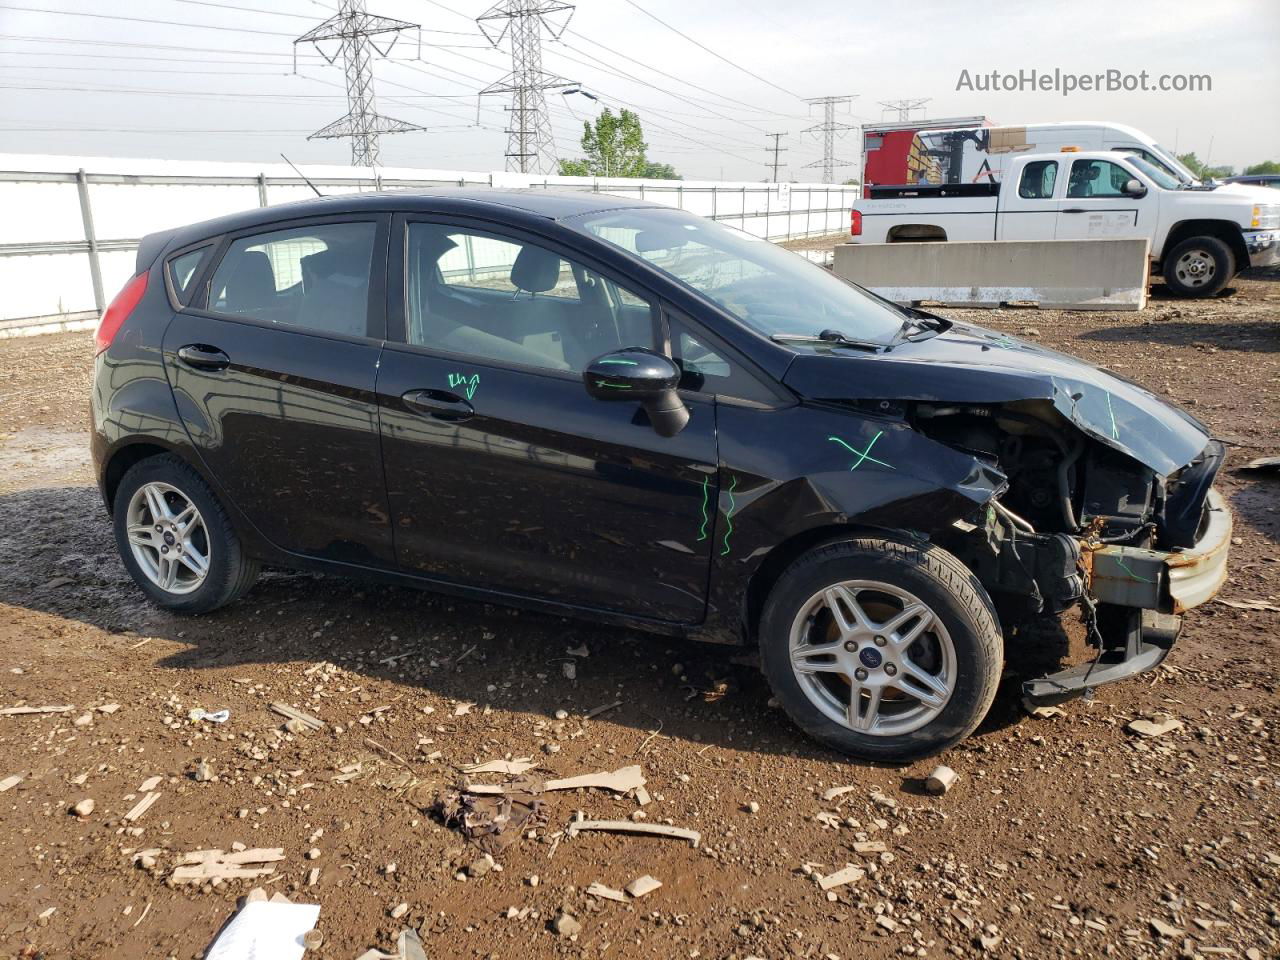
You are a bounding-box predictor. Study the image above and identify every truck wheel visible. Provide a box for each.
[1162,236,1234,298]
[759,537,1003,761]
[112,454,260,614]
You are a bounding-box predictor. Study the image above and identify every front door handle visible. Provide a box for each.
[177,344,230,371]
[402,389,474,422]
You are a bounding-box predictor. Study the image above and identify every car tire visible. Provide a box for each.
[112,454,259,614]
[1162,236,1234,298]
[759,536,1003,762]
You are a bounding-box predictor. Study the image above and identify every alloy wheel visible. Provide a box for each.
[125,481,211,595]
[788,580,956,736]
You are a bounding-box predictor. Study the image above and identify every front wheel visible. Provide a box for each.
[112,454,259,614]
[1162,236,1234,298]
[759,537,1003,761]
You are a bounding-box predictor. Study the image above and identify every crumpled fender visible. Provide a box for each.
[782,325,1212,476]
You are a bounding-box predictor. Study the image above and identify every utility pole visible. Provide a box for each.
[295,0,423,167]
[477,0,576,175]
[764,132,788,182]
[879,98,931,122]
[802,95,857,184]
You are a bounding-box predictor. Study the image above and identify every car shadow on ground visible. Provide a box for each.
[1078,318,1280,352]
[0,481,1215,768]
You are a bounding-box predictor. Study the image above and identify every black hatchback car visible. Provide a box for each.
[92,190,1231,760]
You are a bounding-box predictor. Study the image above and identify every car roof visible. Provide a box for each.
[172,188,652,241]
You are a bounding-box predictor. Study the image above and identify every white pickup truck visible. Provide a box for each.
[849,150,1280,297]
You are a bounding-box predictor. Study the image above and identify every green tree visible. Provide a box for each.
[1177,151,1235,180]
[557,108,679,179]
[1244,160,1280,175]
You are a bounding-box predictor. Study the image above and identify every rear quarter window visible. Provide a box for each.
[166,246,212,304]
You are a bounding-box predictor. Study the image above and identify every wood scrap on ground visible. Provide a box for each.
[434,777,545,855]
[123,792,161,822]
[817,864,865,890]
[0,705,73,716]
[461,759,537,776]
[566,819,701,848]
[170,848,285,884]
[269,703,323,731]
[466,765,643,796]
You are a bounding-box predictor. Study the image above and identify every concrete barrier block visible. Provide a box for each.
[833,238,1150,311]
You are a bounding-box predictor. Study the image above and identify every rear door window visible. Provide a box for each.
[207,221,376,338]
[1018,160,1058,199]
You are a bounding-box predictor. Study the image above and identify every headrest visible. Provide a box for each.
[510,244,562,293]
[225,250,275,309]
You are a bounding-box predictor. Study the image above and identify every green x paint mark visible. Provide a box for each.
[720,475,738,557]
[828,432,895,471]
[1105,392,1120,440]
[1116,559,1156,584]
[697,475,711,542]
[448,372,480,400]
[598,358,639,366]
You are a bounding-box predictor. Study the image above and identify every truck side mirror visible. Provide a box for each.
[1123,178,1147,198]
[583,348,689,437]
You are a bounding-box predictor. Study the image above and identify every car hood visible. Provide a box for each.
[781,322,1212,476]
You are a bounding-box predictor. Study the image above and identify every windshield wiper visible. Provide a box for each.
[896,312,947,342]
[770,328,883,351]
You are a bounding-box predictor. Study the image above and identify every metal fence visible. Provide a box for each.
[0,158,856,335]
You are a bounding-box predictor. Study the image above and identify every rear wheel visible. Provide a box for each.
[759,537,1002,761]
[113,454,259,613]
[1162,236,1234,298]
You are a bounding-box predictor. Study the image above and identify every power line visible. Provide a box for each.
[295,0,424,166]
[765,132,787,182]
[564,30,802,119]
[0,5,299,37]
[617,0,804,102]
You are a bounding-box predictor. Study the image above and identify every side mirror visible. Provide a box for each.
[583,347,689,437]
[1123,178,1147,198]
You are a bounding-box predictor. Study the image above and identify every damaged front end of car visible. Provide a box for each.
[784,329,1232,706]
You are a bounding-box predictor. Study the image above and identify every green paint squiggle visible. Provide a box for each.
[697,475,711,542]
[720,475,738,557]
[828,432,895,471]
[1105,392,1120,440]
[1116,559,1156,584]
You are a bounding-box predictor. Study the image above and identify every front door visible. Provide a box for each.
[1054,157,1156,241]
[375,216,719,623]
[163,215,395,567]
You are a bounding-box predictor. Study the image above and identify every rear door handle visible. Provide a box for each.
[177,344,230,371]
[401,389,474,422]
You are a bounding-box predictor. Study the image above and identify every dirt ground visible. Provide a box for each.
[1,268,1277,960]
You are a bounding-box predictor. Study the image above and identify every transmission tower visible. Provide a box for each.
[477,1,576,175]
[295,0,423,167]
[764,132,788,182]
[879,98,931,122]
[802,95,857,184]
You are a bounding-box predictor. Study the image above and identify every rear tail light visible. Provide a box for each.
[95,271,149,356]
[850,209,863,236]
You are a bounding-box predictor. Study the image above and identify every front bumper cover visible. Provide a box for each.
[1022,488,1231,705]
[1244,229,1280,269]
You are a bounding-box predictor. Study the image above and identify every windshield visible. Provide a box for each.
[1116,145,1195,185]
[1124,156,1180,190]
[570,208,907,345]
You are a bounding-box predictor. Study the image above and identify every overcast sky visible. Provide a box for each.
[0,0,1276,180]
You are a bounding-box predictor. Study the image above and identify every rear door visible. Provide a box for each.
[996,158,1063,241]
[374,214,719,623]
[162,214,395,566]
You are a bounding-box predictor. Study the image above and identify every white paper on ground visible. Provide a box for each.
[205,901,320,960]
